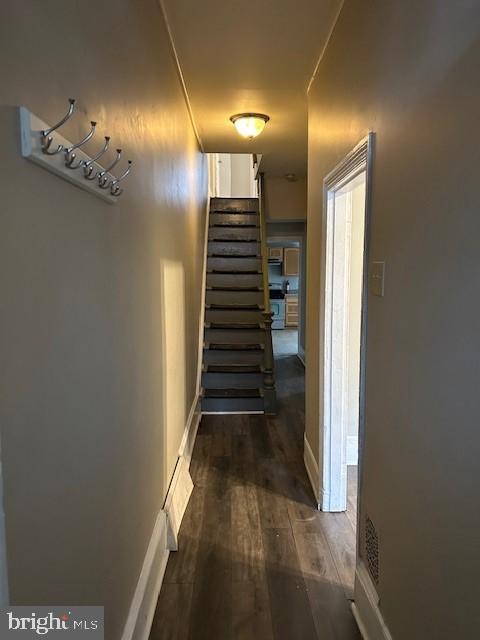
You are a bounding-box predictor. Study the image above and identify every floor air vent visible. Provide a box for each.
[365,515,379,585]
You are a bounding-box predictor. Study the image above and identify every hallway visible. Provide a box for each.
[151,356,360,639]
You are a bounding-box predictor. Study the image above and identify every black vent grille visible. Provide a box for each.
[365,516,379,585]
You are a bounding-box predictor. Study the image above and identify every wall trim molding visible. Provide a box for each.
[164,394,200,550]
[352,561,393,640]
[307,0,345,94]
[178,394,202,465]
[156,0,204,151]
[120,511,169,640]
[304,434,321,508]
[347,435,358,465]
[164,455,194,551]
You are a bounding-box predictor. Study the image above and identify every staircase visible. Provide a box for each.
[201,197,276,414]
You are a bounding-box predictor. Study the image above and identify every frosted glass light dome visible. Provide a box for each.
[230,113,270,139]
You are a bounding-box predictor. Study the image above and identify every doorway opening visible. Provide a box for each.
[212,153,258,198]
[321,135,374,517]
[266,234,305,363]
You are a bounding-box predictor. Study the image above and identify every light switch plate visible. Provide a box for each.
[370,261,385,297]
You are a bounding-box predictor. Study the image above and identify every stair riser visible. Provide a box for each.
[205,329,266,345]
[208,242,260,257]
[201,397,264,412]
[210,198,258,213]
[205,309,264,327]
[209,227,260,242]
[202,372,263,389]
[207,273,263,290]
[206,290,263,308]
[203,349,264,367]
[210,213,259,227]
[207,257,262,272]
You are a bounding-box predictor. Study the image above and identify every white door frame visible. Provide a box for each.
[320,133,374,512]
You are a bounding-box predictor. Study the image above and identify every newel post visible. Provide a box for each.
[262,311,276,415]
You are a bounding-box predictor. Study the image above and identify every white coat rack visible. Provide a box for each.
[19,99,133,204]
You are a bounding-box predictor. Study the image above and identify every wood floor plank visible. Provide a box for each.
[150,582,193,640]
[232,580,274,640]
[163,487,206,584]
[262,528,318,640]
[189,433,212,487]
[293,530,361,639]
[188,456,233,639]
[256,458,291,529]
[319,512,357,599]
[231,484,265,583]
[249,415,275,459]
[267,415,303,462]
[211,416,233,457]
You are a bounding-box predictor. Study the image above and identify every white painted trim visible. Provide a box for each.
[352,561,393,640]
[164,456,194,551]
[320,134,374,513]
[178,394,201,465]
[120,511,169,640]
[195,181,212,399]
[347,435,358,466]
[303,434,321,509]
[156,1,204,152]
[164,391,201,549]
[307,0,345,94]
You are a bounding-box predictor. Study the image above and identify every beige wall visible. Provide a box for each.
[0,2,207,638]
[306,1,480,638]
[264,175,307,220]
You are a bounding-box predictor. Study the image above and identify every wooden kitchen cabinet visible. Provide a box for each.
[285,294,298,327]
[283,247,300,276]
[268,247,283,261]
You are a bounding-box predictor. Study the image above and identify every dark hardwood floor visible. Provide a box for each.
[150,354,360,640]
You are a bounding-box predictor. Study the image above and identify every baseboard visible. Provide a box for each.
[303,434,321,509]
[178,394,202,465]
[165,394,199,549]
[347,435,358,465]
[120,511,169,640]
[164,454,194,551]
[121,394,201,640]
[297,345,305,366]
[353,561,393,640]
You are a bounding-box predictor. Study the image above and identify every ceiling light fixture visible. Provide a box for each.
[230,113,270,140]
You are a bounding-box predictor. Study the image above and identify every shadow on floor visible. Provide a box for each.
[150,349,359,640]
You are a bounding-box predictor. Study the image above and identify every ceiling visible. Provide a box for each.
[161,0,343,177]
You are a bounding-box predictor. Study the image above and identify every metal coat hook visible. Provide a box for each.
[65,121,97,169]
[41,98,76,155]
[83,136,111,179]
[98,149,122,188]
[110,160,133,196]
